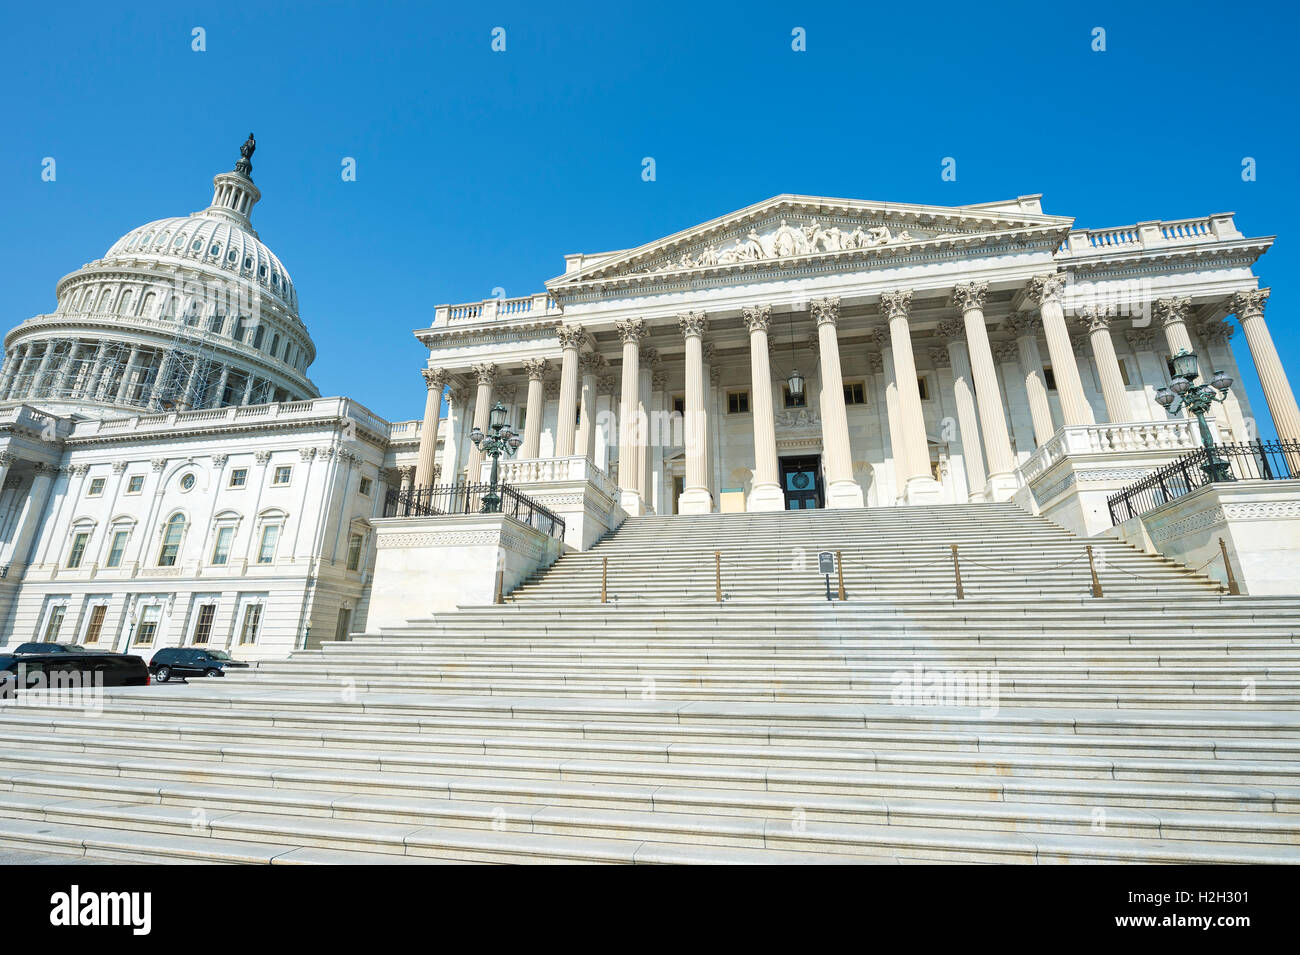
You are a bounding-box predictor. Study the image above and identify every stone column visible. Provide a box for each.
[1078,306,1133,423]
[398,466,415,498]
[466,362,497,482]
[615,318,647,512]
[702,343,719,501]
[743,305,784,510]
[414,367,448,487]
[114,346,141,405]
[441,387,465,483]
[178,359,202,411]
[554,325,586,457]
[1026,273,1092,426]
[810,298,864,508]
[1154,297,1195,356]
[576,352,604,462]
[651,369,669,513]
[9,462,57,571]
[870,332,905,504]
[637,347,657,510]
[950,283,1015,499]
[0,351,16,397]
[520,358,548,459]
[2,344,30,399]
[211,364,231,408]
[85,342,108,399]
[597,374,618,471]
[1195,319,1250,441]
[1005,312,1056,446]
[149,351,174,408]
[677,312,713,514]
[241,373,255,406]
[30,341,56,399]
[881,291,939,504]
[52,341,79,397]
[1233,289,1300,443]
[936,321,988,503]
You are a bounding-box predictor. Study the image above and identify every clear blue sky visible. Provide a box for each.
[2,1,1296,434]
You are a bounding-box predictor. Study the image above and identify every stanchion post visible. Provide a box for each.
[495,564,505,604]
[951,543,963,600]
[715,550,722,603]
[601,556,608,604]
[1219,537,1241,595]
[836,550,846,601]
[1086,544,1103,598]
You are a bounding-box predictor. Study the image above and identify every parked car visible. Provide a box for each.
[1,651,149,698]
[13,642,101,654]
[149,647,249,682]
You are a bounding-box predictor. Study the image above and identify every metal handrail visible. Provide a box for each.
[384,482,566,540]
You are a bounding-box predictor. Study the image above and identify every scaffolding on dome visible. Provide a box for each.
[149,317,222,411]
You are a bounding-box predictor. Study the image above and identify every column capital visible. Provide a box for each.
[992,340,1019,364]
[420,367,450,391]
[810,297,841,327]
[579,351,608,373]
[522,357,548,381]
[742,304,772,333]
[949,281,988,314]
[638,345,660,367]
[544,379,561,400]
[652,370,670,391]
[870,327,891,351]
[935,318,965,345]
[928,346,951,369]
[1125,329,1155,351]
[496,383,518,404]
[471,362,497,386]
[677,311,708,339]
[1004,310,1040,337]
[616,317,648,345]
[1231,287,1270,319]
[1077,304,1115,333]
[1025,273,1067,307]
[555,323,589,350]
[866,352,884,374]
[598,374,618,394]
[702,342,717,365]
[879,289,912,321]
[1153,296,1191,329]
[446,386,466,408]
[1196,319,1235,344]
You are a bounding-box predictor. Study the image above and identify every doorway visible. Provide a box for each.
[779,455,823,509]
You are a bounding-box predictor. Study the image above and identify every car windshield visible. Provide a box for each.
[204,650,231,660]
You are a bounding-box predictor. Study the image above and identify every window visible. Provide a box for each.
[784,386,806,409]
[229,468,248,488]
[135,605,161,645]
[87,477,106,496]
[239,604,263,645]
[346,533,363,571]
[158,514,186,566]
[257,525,280,564]
[192,604,216,645]
[83,605,107,644]
[1044,366,1058,392]
[359,477,373,496]
[67,531,90,569]
[253,326,265,349]
[917,376,931,401]
[672,395,685,416]
[126,475,145,494]
[335,608,352,642]
[211,526,235,565]
[843,382,866,405]
[727,391,750,414]
[106,530,129,568]
[272,465,292,486]
[179,473,196,491]
[42,605,67,642]
[1118,358,1131,387]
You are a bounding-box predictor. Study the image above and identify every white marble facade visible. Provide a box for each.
[414,195,1289,518]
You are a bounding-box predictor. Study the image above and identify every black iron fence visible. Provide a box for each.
[1108,440,1300,524]
[384,482,566,539]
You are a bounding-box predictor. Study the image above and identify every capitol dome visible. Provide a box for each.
[0,135,319,417]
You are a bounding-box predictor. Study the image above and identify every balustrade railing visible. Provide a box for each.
[384,482,566,540]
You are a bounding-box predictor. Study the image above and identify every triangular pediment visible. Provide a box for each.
[547,194,1073,293]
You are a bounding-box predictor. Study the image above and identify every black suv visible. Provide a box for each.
[1,651,149,698]
[149,647,249,682]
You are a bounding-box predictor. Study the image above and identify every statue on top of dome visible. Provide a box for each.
[235,132,255,176]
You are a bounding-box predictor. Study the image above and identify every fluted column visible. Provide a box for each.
[881,291,939,504]
[554,325,586,457]
[950,283,1014,499]
[115,346,140,405]
[0,351,17,397]
[466,362,497,481]
[211,364,231,408]
[1195,319,1250,441]
[870,332,905,504]
[615,319,647,513]
[86,342,109,399]
[742,305,783,510]
[2,344,30,399]
[1078,306,1132,423]
[637,347,657,512]
[810,298,863,508]
[1153,297,1195,356]
[440,387,465,483]
[520,358,548,459]
[241,373,255,406]
[597,374,618,470]
[149,350,173,408]
[936,321,987,502]
[1233,289,1300,443]
[1005,312,1055,446]
[52,341,79,397]
[414,368,448,487]
[677,312,713,514]
[1026,273,1092,426]
[650,369,669,513]
[576,352,604,462]
[702,343,719,501]
[31,341,56,399]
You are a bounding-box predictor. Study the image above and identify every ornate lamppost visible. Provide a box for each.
[1154,348,1235,482]
[469,401,522,512]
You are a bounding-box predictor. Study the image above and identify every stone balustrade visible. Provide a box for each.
[1018,418,1210,487]
[1060,214,1239,256]
[434,293,560,327]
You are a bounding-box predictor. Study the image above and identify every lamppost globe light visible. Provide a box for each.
[1155,386,1175,408]
[787,369,805,398]
[470,426,483,445]
[1211,370,1233,392]
[508,434,523,450]
[1168,376,1191,395]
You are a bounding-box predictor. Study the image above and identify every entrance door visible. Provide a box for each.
[779,455,823,509]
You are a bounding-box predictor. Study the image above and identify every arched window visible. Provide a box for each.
[253,326,265,349]
[140,292,156,317]
[157,513,186,567]
[270,334,280,356]
[96,288,113,312]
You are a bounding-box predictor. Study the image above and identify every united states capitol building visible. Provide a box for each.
[2,138,1297,656]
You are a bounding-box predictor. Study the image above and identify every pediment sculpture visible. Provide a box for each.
[641,218,916,274]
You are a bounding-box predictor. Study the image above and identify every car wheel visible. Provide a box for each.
[205,668,223,678]
[155,666,171,683]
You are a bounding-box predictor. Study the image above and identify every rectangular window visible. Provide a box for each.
[727,391,750,414]
[192,604,216,645]
[1044,366,1058,391]
[784,387,807,409]
[67,532,90,569]
[917,376,931,401]
[229,468,248,488]
[158,519,184,567]
[106,530,129,568]
[211,526,235,565]
[843,382,866,405]
[83,604,107,644]
[42,605,66,642]
[239,604,262,645]
[87,477,106,497]
[335,608,352,642]
[126,475,145,494]
[359,477,373,496]
[257,525,280,564]
[672,395,685,416]
[135,605,160,645]
[272,465,292,485]
[346,533,363,571]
